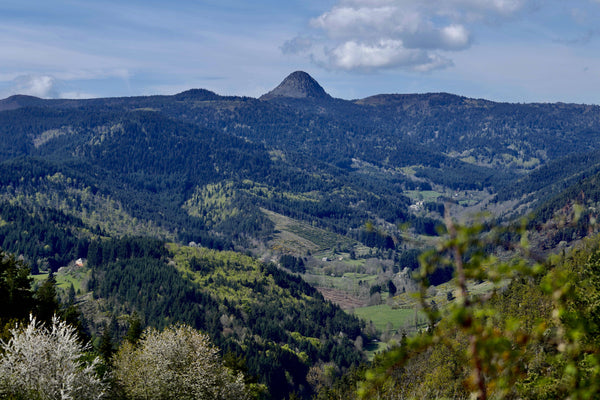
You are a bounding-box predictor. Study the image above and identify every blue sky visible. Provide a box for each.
[1,0,600,104]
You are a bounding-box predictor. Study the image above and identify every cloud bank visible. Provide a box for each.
[287,0,533,72]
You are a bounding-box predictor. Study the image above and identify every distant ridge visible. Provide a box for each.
[174,88,221,101]
[260,71,332,101]
[0,94,45,111]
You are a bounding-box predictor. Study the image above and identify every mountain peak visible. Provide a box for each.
[260,71,331,101]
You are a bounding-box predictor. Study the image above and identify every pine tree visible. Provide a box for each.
[35,272,59,324]
[98,321,115,363]
[67,282,76,304]
[124,312,143,344]
[0,251,34,327]
[387,280,397,296]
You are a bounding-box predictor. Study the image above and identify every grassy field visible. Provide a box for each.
[32,266,89,293]
[353,304,427,333]
[352,277,506,338]
[404,190,444,202]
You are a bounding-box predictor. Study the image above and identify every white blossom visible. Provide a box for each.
[114,324,248,400]
[0,315,106,400]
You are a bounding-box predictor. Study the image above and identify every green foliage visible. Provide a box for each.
[3,88,600,257]
[526,172,600,248]
[354,227,396,249]
[0,251,34,332]
[537,239,600,399]
[0,96,491,254]
[496,148,600,203]
[5,76,600,399]
[98,320,116,363]
[34,272,59,325]
[0,248,89,343]
[357,217,600,399]
[0,201,90,272]
[123,312,143,345]
[279,254,305,273]
[171,244,365,398]
[387,280,397,296]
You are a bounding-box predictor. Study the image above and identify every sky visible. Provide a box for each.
[2,0,600,104]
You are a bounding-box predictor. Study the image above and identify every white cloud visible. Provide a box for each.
[3,75,99,99]
[441,25,471,48]
[12,75,59,98]
[59,91,97,100]
[291,0,536,72]
[310,6,401,39]
[446,0,528,19]
[329,40,452,71]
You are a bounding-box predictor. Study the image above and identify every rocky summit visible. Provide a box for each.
[260,71,332,100]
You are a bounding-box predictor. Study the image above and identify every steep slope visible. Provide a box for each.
[0,107,275,249]
[260,71,332,101]
[82,237,364,399]
[496,149,600,204]
[352,93,600,171]
[526,169,600,250]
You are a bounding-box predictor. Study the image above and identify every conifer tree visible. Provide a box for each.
[35,272,59,324]
[0,251,33,328]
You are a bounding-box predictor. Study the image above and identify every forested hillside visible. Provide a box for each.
[1,71,600,398]
[87,237,363,398]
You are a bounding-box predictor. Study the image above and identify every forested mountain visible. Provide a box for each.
[2,72,599,242]
[2,71,600,398]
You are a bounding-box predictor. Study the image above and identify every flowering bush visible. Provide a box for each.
[113,324,249,400]
[0,315,106,400]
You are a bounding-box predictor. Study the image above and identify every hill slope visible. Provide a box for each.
[2,71,600,398]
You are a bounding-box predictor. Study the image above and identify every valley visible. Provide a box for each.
[1,71,600,398]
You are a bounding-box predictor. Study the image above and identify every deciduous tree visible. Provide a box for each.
[113,324,249,400]
[0,315,106,400]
